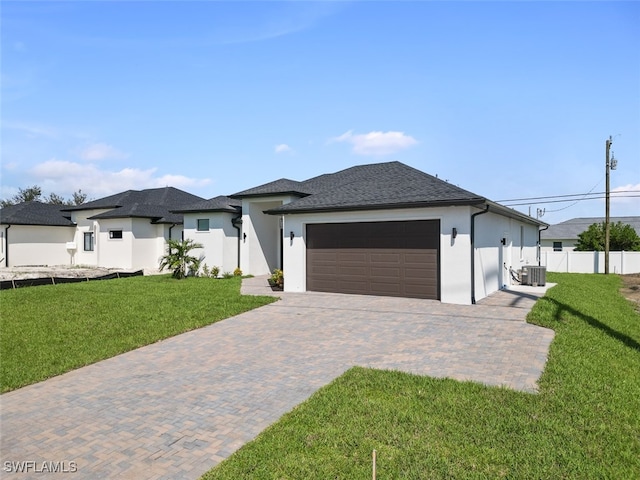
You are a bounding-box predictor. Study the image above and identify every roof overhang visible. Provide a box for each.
[264,198,487,215]
[230,191,310,200]
[480,201,549,227]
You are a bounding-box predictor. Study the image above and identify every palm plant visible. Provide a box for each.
[159,239,204,279]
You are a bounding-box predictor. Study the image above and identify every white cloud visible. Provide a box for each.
[330,130,418,156]
[78,142,129,161]
[2,120,58,139]
[275,143,293,154]
[28,159,211,197]
[612,183,640,204]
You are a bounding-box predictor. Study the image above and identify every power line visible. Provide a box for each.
[497,190,639,205]
[501,193,640,207]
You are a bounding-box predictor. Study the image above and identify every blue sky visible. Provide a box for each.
[2,1,638,224]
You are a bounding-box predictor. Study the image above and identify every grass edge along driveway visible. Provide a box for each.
[0,275,276,393]
[202,273,640,479]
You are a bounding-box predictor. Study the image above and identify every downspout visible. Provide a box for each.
[168,224,177,255]
[3,225,10,267]
[231,214,242,269]
[538,224,549,267]
[470,205,490,304]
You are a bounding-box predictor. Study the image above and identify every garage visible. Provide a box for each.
[306,220,440,299]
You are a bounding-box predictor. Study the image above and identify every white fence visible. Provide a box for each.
[540,251,640,274]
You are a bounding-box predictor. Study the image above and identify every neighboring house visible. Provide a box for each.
[178,161,547,305]
[0,187,205,270]
[172,196,242,275]
[0,202,76,267]
[540,216,640,253]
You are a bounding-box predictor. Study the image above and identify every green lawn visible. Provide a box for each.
[202,273,640,479]
[0,275,276,393]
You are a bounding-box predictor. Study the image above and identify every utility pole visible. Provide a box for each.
[605,136,612,274]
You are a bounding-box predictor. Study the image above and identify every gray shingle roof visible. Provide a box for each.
[541,216,640,240]
[259,161,486,213]
[63,187,206,224]
[230,179,309,198]
[0,202,75,226]
[171,196,241,214]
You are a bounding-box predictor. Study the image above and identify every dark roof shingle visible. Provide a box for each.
[171,196,241,214]
[0,202,75,226]
[263,161,486,213]
[64,187,206,224]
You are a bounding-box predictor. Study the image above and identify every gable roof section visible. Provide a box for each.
[261,161,487,214]
[0,201,75,227]
[541,216,640,240]
[171,196,241,214]
[63,187,206,224]
[230,178,309,198]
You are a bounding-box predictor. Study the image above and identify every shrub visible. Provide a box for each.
[269,269,284,288]
[158,239,204,279]
[201,264,221,278]
[233,267,243,277]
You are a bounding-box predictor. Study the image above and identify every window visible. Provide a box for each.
[553,241,563,252]
[84,232,94,251]
[520,226,524,258]
[109,230,123,239]
[197,219,210,231]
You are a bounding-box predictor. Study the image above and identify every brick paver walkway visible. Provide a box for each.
[1,280,554,479]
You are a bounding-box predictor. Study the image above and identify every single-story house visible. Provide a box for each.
[176,161,547,305]
[540,216,640,252]
[0,187,204,270]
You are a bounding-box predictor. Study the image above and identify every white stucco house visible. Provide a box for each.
[175,161,547,305]
[540,216,640,252]
[0,187,205,270]
[1,162,548,304]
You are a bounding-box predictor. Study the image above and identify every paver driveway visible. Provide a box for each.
[1,280,554,479]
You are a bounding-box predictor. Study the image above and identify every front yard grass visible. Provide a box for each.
[202,273,640,479]
[0,275,276,393]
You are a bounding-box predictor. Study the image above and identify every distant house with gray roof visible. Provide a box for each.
[0,187,204,270]
[540,216,640,252]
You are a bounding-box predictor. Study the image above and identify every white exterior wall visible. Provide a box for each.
[3,225,75,267]
[131,220,167,271]
[473,211,540,301]
[184,212,239,275]
[71,209,110,267]
[95,218,134,269]
[240,196,295,276]
[282,206,473,305]
[540,238,576,253]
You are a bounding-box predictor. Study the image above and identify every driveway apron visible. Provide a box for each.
[1,281,554,479]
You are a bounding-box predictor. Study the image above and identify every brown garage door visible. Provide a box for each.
[306,220,440,299]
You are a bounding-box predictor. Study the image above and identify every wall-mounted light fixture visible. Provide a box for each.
[243,233,247,241]
[501,237,506,245]
[452,227,457,239]
[290,231,295,241]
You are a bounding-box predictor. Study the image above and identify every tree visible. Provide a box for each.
[71,189,88,205]
[159,239,205,279]
[45,192,67,205]
[574,222,640,252]
[1,186,88,207]
[1,186,42,207]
